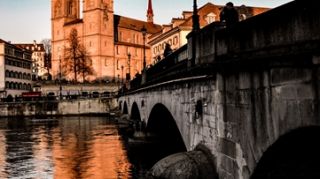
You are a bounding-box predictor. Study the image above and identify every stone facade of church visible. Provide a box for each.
[51,0,161,82]
[51,0,269,82]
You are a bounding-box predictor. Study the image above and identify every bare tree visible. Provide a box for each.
[64,28,94,82]
[78,45,94,82]
[41,39,51,54]
[41,39,52,79]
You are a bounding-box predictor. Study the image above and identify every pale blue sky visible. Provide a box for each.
[0,0,292,43]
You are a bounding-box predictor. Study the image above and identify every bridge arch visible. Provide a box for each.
[130,102,141,121]
[251,126,320,179]
[122,101,128,114]
[147,103,187,158]
[118,100,122,110]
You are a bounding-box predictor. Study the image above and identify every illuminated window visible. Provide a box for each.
[68,1,73,15]
[205,13,216,24]
[240,14,247,21]
[173,36,178,45]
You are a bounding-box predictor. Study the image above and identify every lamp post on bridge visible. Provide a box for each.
[127,52,131,81]
[141,26,147,84]
[189,0,200,67]
[141,26,147,70]
[192,0,200,31]
[121,65,124,85]
[59,55,62,100]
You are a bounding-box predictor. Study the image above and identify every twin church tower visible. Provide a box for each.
[51,0,158,81]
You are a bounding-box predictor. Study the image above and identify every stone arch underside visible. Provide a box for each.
[122,101,128,114]
[146,103,187,162]
[130,102,141,121]
[251,126,320,179]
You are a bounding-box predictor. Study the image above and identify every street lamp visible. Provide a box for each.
[141,26,147,70]
[192,0,200,31]
[117,74,120,90]
[121,65,124,85]
[59,55,62,100]
[127,53,131,80]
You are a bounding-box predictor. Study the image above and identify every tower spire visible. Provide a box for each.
[147,0,154,23]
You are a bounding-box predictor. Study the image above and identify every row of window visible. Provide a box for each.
[153,36,179,55]
[5,47,31,60]
[5,70,32,80]
[116,46,138,56]
[118,32,140,44]
[5,82,32,90]
[5,58,32,69]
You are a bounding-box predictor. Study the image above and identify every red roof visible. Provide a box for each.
[114,15,162,34]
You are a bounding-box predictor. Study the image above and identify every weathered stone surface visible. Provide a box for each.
[120,1,320,179]
[149,149,218,179]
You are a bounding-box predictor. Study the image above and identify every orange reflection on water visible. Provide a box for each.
[50,120,132,179]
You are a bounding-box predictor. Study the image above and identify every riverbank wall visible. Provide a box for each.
[0,98,118,117]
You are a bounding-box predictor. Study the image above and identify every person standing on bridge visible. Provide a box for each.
[220,2,239,28]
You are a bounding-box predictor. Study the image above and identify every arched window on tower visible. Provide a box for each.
[68,1,73,15]
[80,0,83,18]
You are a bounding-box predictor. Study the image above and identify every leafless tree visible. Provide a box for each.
[41,38,52,79]
[78,45,94,82]
[41,39,51,54]
[63,28,94,82]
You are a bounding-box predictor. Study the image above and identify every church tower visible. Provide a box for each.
[147,0,154,23]
[51,0,115,81]
[83,0,115,79]
[51,0,81,79]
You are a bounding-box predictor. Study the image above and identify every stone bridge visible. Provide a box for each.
[119,1,320,178]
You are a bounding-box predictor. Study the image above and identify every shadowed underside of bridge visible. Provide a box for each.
[251,126,320,179]
[147,103,187,156]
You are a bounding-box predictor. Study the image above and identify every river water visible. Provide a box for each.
[0,116,152,179]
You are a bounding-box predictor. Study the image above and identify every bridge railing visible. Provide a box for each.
[128,45,188,90]
[214,1,320,60]
[188,1,320,65]
[125,1,320,93]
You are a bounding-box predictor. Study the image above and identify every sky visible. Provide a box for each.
[0,0,293,43]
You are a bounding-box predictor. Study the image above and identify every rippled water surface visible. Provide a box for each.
[0,116,137,179]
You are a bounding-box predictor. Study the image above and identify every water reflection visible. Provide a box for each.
[0,117,131,179]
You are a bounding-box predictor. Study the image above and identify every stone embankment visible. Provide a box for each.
[0,98,117,117]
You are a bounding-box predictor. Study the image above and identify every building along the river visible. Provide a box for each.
[15,41,47,80]
[0,39,33,98]
[148,2,269,63]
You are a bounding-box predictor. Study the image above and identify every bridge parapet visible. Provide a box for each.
[128,1,320,92]
[193,1,320,65]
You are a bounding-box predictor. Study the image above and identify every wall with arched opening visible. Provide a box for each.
[251,126,320,179]
[122,101,128,114]
[118,101,122,110]
[147,103,187,159]
[130,102,141,121]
